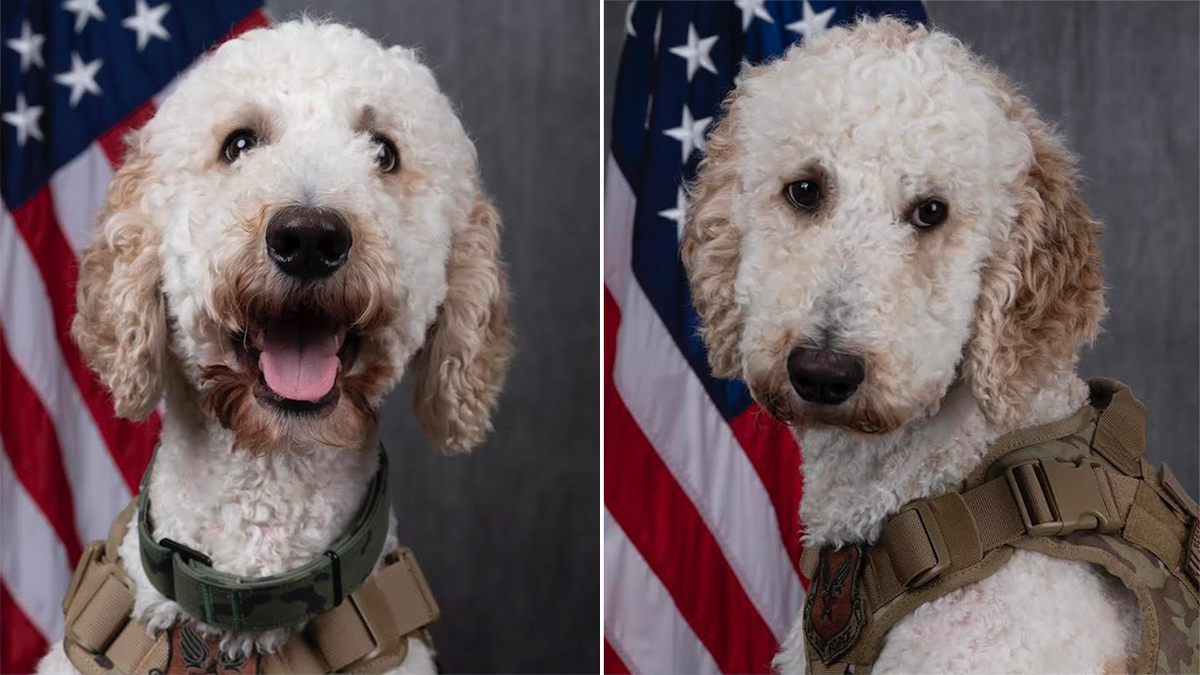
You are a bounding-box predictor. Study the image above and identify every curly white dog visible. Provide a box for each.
[683,17,1141,674]
[39,19,510,675]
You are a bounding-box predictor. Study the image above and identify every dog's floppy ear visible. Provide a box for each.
[964,96,1106,425]
[71,132,167,420]
[412,181,513,453]
[682,101,745,380]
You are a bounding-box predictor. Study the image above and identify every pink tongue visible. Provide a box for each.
[259,318,341,402]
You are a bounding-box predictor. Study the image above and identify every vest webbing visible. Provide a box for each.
[802,378,1200,675]
[60,501,440,675]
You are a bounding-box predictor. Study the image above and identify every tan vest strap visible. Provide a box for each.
[870,457,1134,605]
[1090,378,1147,477]
[107,619,169,674]
[1125,482,1190,572]
[60,501,172,675]
[264,547,440,675]
[986,403,1093,459]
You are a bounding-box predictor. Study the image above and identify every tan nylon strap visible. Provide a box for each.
[961,476,1027,549]
[107,499,137,560]
[1012,464,1054,524]
[1125,482,1190,571]
[107,620,169,675]
[269,547,439,675]
[1090,378,1146,477]
[1160,463,1200,521]
[986,403,1094,459]
[65,571,135,651]
[871,474,1026,606]
[870,457,1135,608]
[881,509,938,589]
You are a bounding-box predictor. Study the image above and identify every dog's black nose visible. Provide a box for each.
[265,206,352,279]
[787,346,865,405]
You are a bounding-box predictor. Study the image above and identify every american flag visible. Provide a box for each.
[1,2,266,672]
[603,2,926,673]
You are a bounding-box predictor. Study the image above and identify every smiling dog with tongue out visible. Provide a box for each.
[51,19,513,674]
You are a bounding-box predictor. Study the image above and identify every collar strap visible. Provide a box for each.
[138,447,390,631]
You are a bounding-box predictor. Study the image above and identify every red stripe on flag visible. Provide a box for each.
[0,578,49,675]
[97,101,157,167]
[605,290,778,674]
[728,407,806,583]
[222,9,270,44]
[9,189,160,493]
[604,640,632,675]
[0,333,85,565]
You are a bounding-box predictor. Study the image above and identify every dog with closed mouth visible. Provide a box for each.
[682,16,1198,674]
[39,18,511,675]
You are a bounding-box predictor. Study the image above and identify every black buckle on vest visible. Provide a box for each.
[160,538,213,567]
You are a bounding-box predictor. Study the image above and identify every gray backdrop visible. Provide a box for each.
[605,0,1199,495]
[268,1,600,673]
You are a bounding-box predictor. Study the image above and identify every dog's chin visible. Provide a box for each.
[755,385,913,436]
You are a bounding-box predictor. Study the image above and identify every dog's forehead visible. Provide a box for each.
[732,28,1024,183]
[161,21,442,126]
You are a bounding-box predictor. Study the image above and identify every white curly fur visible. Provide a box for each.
[682,18,1140,674]
[42,19,514,674]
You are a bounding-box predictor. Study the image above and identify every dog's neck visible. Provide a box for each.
[144,379,384,579]
[796,371,1089,548]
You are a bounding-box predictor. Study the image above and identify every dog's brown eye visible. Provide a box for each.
[911,199,949,228]
[373,134,399,174]
[784,179,822,211]
[221,129,259,164]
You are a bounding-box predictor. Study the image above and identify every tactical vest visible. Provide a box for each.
[802,379,1200,674]
[59,449,440,675]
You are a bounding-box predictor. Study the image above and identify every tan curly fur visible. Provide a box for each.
[681,94,745,380]
[964,82,1106,426]
[71,131,167,421]
[412,185,514,453]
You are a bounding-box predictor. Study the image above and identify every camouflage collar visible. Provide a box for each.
[137,447,390,631]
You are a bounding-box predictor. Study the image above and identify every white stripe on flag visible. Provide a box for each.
[604,155,637,300]
[0,209,133,542]
[48,142,114,256]
[605,155,804,641]
[0,439,72,641]
[604,510,720,675]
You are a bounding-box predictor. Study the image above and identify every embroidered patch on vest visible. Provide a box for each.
[804,544,867,665]
[155,622,262,675]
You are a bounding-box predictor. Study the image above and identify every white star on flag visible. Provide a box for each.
[7,21,45,72]
[787,0,837,41]
[3,93,44,147]
[123,0,172,52]
[734,0,774,31]
[669,23,719,82]
[62,0,106,33]
[663,105,712,164]
[54,52,103,107]
[659,187,688,240]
